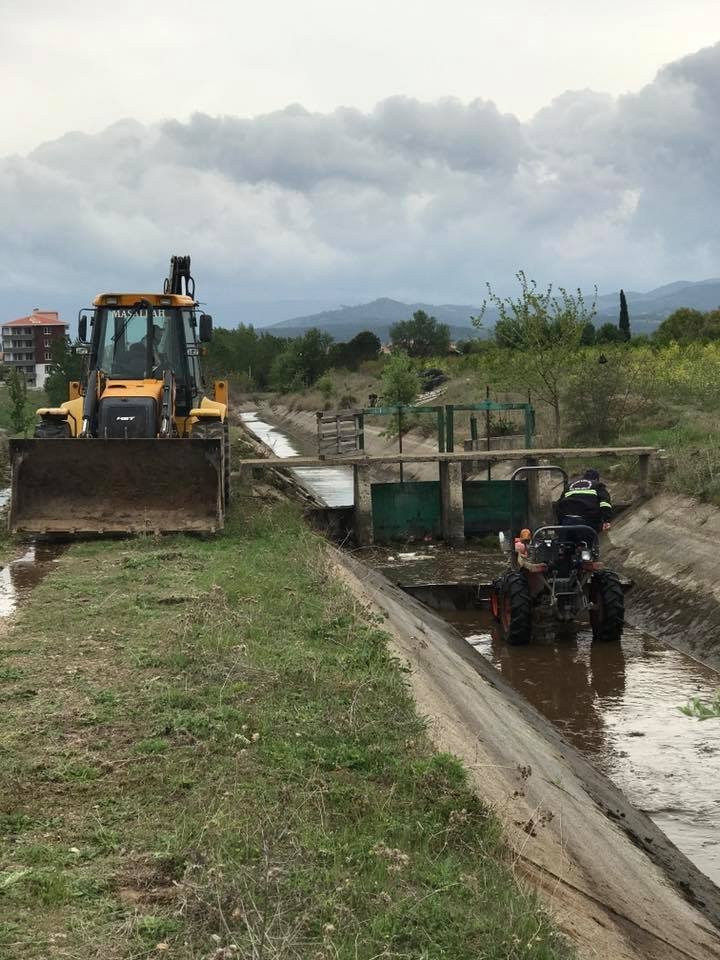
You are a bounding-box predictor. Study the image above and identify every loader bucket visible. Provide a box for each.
[9,438,224,537]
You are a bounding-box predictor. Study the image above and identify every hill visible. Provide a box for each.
[595,279,720,333]
[260,280,720,342]
[266,297,484,341]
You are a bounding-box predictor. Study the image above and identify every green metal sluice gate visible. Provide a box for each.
[370,479,529,542]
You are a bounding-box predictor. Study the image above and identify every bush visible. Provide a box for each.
[317,374,335,402]
[380,353,418,405]
[563,348,653,444]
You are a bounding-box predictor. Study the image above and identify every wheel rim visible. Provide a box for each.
[501,595,512,632]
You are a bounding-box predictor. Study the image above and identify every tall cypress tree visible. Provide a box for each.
[619,289,631,341]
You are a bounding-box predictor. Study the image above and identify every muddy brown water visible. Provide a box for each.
[369,544,720,888]
[246,413,720,889]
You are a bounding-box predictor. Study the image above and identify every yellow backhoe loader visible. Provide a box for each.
[9,256,229,536]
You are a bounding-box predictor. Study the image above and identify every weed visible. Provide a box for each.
[0,667,23,682]
[133,738,169,755]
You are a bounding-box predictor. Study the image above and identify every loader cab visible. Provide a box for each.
[88,294,204,416]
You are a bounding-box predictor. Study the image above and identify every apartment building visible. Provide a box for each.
[2,309,68,387]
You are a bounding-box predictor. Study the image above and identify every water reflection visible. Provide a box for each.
[449,609,720,886]
[0,542,65,617]
[240,412,354,507]
[360,542,506,586]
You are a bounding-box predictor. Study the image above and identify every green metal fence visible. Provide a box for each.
[371,482,441,540]
[462,480,528,536]
[370,479,529,541]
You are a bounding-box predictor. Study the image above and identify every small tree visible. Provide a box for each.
[619,289,631,341]
[317,373,334,404]
[381,352,418,405]
[655,307,720,344]
[473,271,596,444]
[44,336,85,406]
[7,367,30,434]
[564,348,652,444]
[390,311,450,358]
[596,322,625,344]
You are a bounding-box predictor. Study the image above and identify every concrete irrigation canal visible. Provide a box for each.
[240,408,720,902]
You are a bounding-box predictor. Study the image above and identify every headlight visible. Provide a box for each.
[581,549,592,562]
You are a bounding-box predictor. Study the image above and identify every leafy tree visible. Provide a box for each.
[473,271,596,444]
[564,348,652,444]
[269,328,333,390]
[390,310,450,358]
[44,336,85,406]
[655,307,720,344]
[205,324,286,389]
[380,352,418,405]
[580,322,596,346]
[7,367,31,434]
[328,330,381,370]
[596,322,624,344]
[619,289,631,341]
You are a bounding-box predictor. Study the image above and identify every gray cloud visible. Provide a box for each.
[3,42,720,324]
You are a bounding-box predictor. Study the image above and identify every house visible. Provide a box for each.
[2,309,68,388]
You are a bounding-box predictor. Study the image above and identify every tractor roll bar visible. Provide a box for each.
[508,464,569,537]
[532,524,598,545]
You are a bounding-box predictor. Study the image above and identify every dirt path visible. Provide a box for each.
[331,549,720,960]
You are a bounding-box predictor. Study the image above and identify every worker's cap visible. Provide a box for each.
[519,528,532,540]
[583,468,600,482]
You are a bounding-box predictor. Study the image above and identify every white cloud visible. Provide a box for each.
[3,41,720,320]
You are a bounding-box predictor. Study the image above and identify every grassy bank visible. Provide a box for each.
[0,496,572,959]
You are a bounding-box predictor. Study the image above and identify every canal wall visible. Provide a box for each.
[607,493,720,670]
[332,548,720,960]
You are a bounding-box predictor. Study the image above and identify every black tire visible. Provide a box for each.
[590,571,624,642]
[498,571,532,646]
[34,420,71,439]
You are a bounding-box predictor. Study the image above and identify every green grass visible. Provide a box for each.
[0,493,573,959]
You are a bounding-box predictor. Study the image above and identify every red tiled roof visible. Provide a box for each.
[3,311,67,328]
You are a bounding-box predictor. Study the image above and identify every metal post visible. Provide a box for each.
[470,414,478,448]
[486,386,492,481]
[357,412,364,451]
[437,407,445,453]
[445,404,454,453]
[316,411,323,457]
[524,404,534,449]
[398,406,404,483]
[639,454,650,496]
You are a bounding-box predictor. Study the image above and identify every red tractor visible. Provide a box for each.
[490,467,625,645]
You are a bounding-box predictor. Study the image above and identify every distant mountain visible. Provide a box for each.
[266,297,484,341]
[595,279,720,332]
[259,280,720,342]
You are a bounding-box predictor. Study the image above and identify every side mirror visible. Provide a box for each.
[78,316,87,342]
[199,314,213,342]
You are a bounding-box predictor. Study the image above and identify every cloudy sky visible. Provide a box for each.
[3,0,720,324]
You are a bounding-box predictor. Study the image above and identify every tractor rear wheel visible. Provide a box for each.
[590,571,624,643]
[498,572,532,646]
